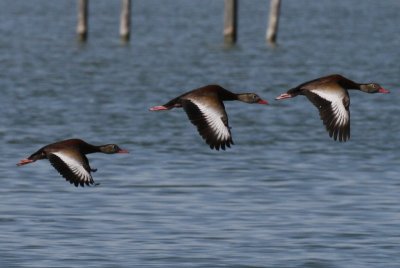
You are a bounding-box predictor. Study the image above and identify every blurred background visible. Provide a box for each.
[0,0,399,267]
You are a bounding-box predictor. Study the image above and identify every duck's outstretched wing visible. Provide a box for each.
[305,88,350,142]
[48,151,94,187]
[182,99,234,150]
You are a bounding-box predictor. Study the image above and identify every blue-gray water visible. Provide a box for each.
[0,1,399,267]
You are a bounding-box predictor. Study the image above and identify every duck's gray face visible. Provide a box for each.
[362,83,390,94]
[101,144,129,154]
[241,93,269,104]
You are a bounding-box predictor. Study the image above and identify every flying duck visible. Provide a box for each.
[275,74,390,141]
[17,139,129,187]
[150,84,268,150]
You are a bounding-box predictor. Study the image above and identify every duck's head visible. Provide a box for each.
[237,93,268,104]
[100,144,129,154]
[360,83,390,94]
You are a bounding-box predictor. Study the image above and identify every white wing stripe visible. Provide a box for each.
[310,89,349,127]
[52,152,92,183]
[194,102,230,141]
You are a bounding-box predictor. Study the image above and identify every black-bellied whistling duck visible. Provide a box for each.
[149,84,268,150]
[17,139,129,187]
[275,74,390,142]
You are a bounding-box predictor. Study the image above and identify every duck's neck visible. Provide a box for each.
[338,77,361,90]
[216,88,239,101]
[80,143,102,154]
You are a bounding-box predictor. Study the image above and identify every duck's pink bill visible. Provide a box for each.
[258,99,269,104]
[379,88,390,94]
[117,149,129,154]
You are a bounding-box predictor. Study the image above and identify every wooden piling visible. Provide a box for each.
[120,0,131,42]
[223,0,238,44]
[266,0,281,44]
[77,0,88,42]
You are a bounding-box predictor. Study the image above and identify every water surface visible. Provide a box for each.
[0,1,399,267]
